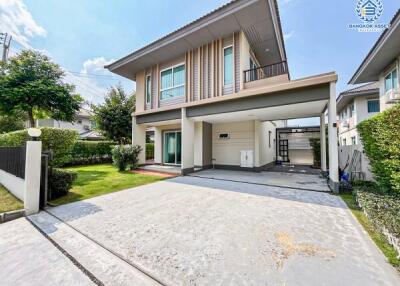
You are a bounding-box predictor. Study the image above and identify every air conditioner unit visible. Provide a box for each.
[342,121,349,128]
[388,89,400,101]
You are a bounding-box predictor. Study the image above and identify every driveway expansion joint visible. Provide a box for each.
[25,216,105,286]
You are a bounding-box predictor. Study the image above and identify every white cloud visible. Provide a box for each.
[81,57,115,75]
[64,57,126,105]
[0,0,46,48]
[284,30,295,41]
[279,0,294,4]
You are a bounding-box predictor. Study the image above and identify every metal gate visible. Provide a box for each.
[279,139,289,163]
[39,151,51,209]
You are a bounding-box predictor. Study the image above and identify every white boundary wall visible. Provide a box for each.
[0,141,42,215]
[339,144,373,181]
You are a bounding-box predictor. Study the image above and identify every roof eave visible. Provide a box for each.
[349,9,400,84]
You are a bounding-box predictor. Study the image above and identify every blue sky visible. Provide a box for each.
[0,0,399,125]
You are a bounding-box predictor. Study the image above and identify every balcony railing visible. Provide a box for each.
[243,61,288,83]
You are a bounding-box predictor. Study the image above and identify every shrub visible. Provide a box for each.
[66,140,115,166]
[355,188,400,250]
[358,104,400,193]
[48,168,77,200]
[112,145,142,171]
[146,143,154,160]
[0,127,78,167]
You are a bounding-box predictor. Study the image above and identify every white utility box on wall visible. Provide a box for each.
[240,150,254,168]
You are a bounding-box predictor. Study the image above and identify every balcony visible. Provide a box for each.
[243,61,289,87]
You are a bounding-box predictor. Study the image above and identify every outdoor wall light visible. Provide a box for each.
[28,128,41,140]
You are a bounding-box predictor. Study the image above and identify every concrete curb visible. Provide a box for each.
[0,209,25,224]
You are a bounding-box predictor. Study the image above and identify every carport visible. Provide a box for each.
[133,73,339,191]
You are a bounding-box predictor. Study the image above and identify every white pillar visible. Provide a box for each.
[320,113,327,172]
[154,126,162,164]
[254,120,261,169]
[24,141,42,215]
[328,82,339,192]
[181,108,195,175]
[132,116,146,165]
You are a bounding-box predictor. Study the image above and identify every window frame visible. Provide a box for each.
[367,99,380,113]
[145,74,152,105]
[385,68,398,93]
[223,45,234,86]
[160,63,186,101]
[351,136,356,145]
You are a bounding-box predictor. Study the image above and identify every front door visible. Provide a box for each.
[163,131,181,165]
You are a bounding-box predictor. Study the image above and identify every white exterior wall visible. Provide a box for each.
[37,116,92,135]
[259,121,283,167]
[378,55,400,112]
[0,170,24,201]
[212,120,282,168]
[212,121,255,166]
[338,95,379,146]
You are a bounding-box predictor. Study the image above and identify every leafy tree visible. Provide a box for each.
[0,113,25,134]
[92,84,135,144]
[0,50,82,127]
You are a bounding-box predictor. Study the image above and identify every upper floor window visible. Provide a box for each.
[223,46,233,85]
[367,99,380,113]
[160,64,185,100]
[146,75,152,104]
[385,68,398,93]
[349,104,355,117]
[351,136,356,145]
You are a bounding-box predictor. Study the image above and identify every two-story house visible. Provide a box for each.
[36,108,103,140]
[349,10,400,110]
[106,0,340,190]
[337,82,380,146]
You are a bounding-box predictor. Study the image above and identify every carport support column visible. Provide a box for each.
[132,116,146,165]
[154,127,162,164]
[328,82,339,192]
[181,108,195,175]
[320,113,327,173]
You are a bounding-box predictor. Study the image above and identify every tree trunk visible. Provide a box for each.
[28,110,35,128]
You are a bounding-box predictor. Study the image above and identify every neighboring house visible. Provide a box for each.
[106,0,340,189]
[337,82,380,146]
[349,10,400,111]
[36,108,103,140]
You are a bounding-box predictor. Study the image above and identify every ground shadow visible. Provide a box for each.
[168,176,346,209]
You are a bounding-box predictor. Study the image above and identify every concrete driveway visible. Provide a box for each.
[3,173,399,285]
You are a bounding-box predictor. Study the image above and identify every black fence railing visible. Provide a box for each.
[243,61,288,83]
[0,147,26,179]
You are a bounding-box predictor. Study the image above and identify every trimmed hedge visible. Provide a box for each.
[358,104,400,193]
[66,140,115,166]
[0,127,78,167]
[355,188,400,254]
[48,168,77,200]
[146,143,154,160]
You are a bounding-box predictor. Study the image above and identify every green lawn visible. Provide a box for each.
[0,185,23,213]
[51,164,164,205]
[340,193,400,271]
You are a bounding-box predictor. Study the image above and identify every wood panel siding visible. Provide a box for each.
[193,48,200,101]
[234,32,241,93]
[136,32,243,112]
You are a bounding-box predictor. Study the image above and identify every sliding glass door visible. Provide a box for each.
[163,131,181,165]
